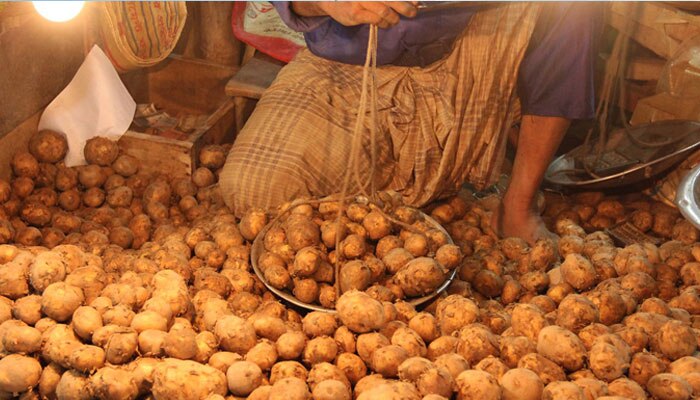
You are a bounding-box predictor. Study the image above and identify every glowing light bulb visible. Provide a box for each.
[33,1,85,23]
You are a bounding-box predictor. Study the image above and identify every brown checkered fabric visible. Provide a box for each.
[220,3,541,217]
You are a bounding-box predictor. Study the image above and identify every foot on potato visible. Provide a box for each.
[491,202,557,246]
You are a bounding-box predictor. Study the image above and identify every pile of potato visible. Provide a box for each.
[256,198,463,308]
[0,129,696,399]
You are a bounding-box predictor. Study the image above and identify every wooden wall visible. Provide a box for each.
[0,3,88,140]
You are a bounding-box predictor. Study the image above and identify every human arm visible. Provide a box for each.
[288,2,417,29]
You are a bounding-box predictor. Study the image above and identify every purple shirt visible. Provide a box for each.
[272,2,603,120]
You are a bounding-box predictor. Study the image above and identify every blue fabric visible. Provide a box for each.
[271,2,603,120]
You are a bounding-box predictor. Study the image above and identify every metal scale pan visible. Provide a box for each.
[545,120,700,191]
[250,196,459,313]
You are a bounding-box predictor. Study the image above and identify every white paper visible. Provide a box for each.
[38,45,136,167]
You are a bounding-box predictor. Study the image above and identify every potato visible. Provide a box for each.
[29,131,67,164]
[78,165,106,188]
[269,377,311,400]
[312,379,351,400]
[647,373,693,400]
[335,352,366,385]
[266,362,307,387]
[560,254,597,291]
[84,137,118,166]
[456,324,499,365]
[307,362,350,391]
[556,294,599,333]
[320,220,347,249]
[370,345,408,378]
[38,362,63,400]
[0,255,31,299]
[587,290,627,326]
[226,361,263,397]
[336,291,385,333]
[12,152,39,178]
[214,315,257,355]
[55,370,91,400]
[475,356,508,380]
[291,247,321,278]
[394,257,446,297]
[403,234,429,258]
[0,354,42,393]
[455,369,501,400]
[629,352,666,387]
[337,260,371,293]
[339,234,366,259]
[302,312,337,338]
[510,303,548,342]
[111,155,139,177]
[41,282,83,322]
[68,345,105,373]
[499,336,536,368]
[12,294,41,325]
[542,381,585,400]
[357,381,421,400]
[2,324,41,354]
[651,320,697,360]
[382,248,414,274]
[239,208,267,241]
[152,358,227,399]
[163,327,197,360]
[138,330,167,357]
[408,312,439,344]
[302,336,338,366]
[281,219,319,254]
[559,235,584,258]
[274,331,306,361]
[517,353,566,384]
[199,145,226,169]
[435,295,479,336]
[499,368,543,400]
[435,244,462,270]
[668,356,700,378]
[292,278,319,304]
[588,341,629,382]
[415,365,454,398]
[246,339,278,371]
[104,327,138,364]
[391,327,427,358]
[536,325,586,372]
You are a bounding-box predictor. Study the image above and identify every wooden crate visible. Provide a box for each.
[118,55,238,179]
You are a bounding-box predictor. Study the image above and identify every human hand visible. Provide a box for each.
[292,1,418,29]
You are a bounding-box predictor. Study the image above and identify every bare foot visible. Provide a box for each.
[491,201,557,245]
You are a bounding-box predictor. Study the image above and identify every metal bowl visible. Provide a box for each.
[676,163,700,230]
[251,200,459,313]
[545,120,700,191]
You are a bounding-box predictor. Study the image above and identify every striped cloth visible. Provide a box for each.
[221,3,541,217]
[99,2,187,72]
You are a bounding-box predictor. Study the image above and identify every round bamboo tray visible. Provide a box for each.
[251,198,459,313]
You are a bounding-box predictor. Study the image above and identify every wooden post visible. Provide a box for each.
[199,2,242,66]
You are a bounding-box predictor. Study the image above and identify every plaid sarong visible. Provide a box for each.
[220,3,541,216]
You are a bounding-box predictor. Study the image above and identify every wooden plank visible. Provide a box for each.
[630,92,700,125]
[119,131,194,179]
[608,2,700,58]
[625,56,665,81]
[599,53,666,81]
[608,10,678,58]
[121,55,238,115]
[225,53,284,99]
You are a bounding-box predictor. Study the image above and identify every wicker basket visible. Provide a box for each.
[99,2,187,72]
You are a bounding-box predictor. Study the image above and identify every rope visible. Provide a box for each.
[333,25,381,297]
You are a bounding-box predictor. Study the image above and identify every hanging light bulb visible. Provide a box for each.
[33,1,85,23]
